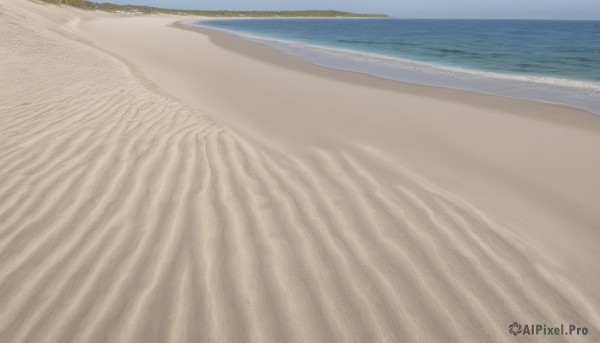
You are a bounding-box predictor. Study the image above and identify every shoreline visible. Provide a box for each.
[176,20,600,128]
[188,19,600,116]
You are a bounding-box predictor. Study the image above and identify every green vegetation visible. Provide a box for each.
[40,0,389,17]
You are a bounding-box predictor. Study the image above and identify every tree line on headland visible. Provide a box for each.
[41,0,389,17]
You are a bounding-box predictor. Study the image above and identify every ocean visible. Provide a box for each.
[197,19,600,114]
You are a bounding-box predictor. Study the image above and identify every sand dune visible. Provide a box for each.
[1,0,599,342]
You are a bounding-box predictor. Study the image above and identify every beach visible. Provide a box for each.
[1,0,599,342]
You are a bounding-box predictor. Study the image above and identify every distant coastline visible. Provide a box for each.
[40,0,389,17]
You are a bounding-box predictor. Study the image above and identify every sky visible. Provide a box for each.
[109,0,600,19]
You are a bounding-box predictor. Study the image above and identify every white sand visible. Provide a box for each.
[1,0,599,342]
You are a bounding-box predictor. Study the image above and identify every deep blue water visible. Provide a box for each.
[198,19,600,113]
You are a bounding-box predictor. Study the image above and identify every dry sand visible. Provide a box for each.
[1,0,599,342]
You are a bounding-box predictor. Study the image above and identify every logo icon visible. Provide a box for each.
[509,322,522,336]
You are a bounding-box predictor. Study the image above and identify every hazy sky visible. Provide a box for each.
[110,0,600,19]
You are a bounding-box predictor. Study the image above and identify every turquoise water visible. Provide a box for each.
[197,19,600,114]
